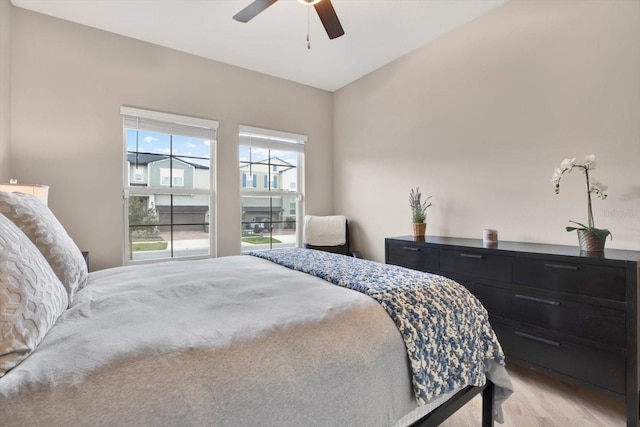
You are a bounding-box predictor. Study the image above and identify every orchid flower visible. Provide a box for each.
[560,158,576,172]
[584,154,597,169]
[589,180,608,199]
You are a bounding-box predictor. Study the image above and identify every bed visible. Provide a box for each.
[0,190,512,426]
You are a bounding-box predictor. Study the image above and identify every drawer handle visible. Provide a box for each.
[402,246,421,252]
[515,294,561,306]
[544,263,579,271]
[460,253,483,259]
[515,331,561,347]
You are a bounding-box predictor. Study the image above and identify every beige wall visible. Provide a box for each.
[9,1,640,269]
[0,0,10,181]
[11,7,333,270]
[334,0,640,262]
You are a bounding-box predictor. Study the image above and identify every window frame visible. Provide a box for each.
[239,125,306,251]
[121,106,218,265]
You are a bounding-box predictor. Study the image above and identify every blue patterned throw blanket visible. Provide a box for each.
[248,248,505,405]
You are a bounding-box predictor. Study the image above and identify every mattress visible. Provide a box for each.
[0,254,509,426]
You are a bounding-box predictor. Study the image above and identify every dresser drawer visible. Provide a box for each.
[440,249,513,282]
[513,258,626,301]
[493,322,625,394]
[453,278,475,294]
[476,284,625,348]
[386,241,439,272]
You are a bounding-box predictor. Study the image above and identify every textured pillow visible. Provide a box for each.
[0,213,68,377]
[0,191,88,301]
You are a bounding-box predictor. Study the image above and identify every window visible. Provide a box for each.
[133,169,144,182]
[263,175,278,190]
[242,174,256,189]
[160,168,184,187]
[121,106,218,264]
[239,125,305,251]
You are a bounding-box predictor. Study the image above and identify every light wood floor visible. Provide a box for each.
[441,364,626,426]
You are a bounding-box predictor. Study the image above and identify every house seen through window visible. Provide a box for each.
[121,107,217,264]
[239,126,305,251]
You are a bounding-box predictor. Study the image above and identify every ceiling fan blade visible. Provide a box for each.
[314,0,345,39]
[233,0,278,23]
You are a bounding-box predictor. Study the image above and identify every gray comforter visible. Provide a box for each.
[0,255,509,426]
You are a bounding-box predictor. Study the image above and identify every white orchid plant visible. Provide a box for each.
[551,154,611,242]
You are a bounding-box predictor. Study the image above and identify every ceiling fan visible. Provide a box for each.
[233,0,345,40]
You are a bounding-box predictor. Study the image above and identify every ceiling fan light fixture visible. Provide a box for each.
[297,0,322,5]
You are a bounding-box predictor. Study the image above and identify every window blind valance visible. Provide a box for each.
[121,106,218,140]
[239,125,306,153]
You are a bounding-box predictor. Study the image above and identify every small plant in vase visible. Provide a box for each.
[551,154,611,252]
[409,187,432,238]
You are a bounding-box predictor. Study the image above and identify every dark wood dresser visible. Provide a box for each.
[385,235,640,426]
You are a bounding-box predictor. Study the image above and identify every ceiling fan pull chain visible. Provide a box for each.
[307,5,311,50]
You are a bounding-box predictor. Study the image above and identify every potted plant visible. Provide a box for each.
[409,187,432,238]
[551,154,611,252]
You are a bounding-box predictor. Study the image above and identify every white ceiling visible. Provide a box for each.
[11,0,508,92]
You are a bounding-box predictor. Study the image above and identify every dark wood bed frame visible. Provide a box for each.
[410,381,495,427]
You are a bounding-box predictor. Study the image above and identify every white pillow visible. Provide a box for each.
[0,191,88,301]
[0,213,68,377]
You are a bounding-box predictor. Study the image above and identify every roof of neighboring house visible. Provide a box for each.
[127,153,209,169]
[239,156,296,172]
